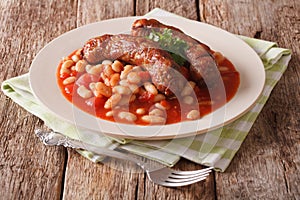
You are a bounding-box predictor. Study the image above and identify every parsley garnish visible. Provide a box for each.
[147,29,188,66]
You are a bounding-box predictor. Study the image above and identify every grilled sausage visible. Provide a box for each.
[131,18,221,88]
[83,34,185,96]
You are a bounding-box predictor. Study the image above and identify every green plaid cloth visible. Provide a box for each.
[1,9,291,172]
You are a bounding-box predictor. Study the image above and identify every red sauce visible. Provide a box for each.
[57,50,240,125]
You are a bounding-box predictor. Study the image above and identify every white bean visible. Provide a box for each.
[219,66,229,72]
[120,65,133,79]
[105,111,114,117]
[181,81,196,96]
[183,96,194,105]
[144,82,158,95]
[85,64,93,72]
[62,60,74,69]
[95,82,112,97]
[127,71,141,84]
[63,76,76,85]
[77,85,92,99]
[75,60,87,72]
[111,60,123,72]
[149,108,164,117]
[155,102,166,110]
[186,110,200,120]
[141,115,165,124]
[136,108,146,115]
[110,73,120,87]
[102,60,113,65]
[153,94,165,102]
[60,67,70,75]
[71,54,80,62]
[128,84,139,94]
[118,111,137,122]
[113,85,131,95]
[88,64,103,75]
[104,65,114,77]
[104,93,122,109]
[119,80,129,87]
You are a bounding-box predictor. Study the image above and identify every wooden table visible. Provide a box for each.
[1,0,299,199]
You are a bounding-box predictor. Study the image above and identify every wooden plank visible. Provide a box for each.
[0,0,79,199]
[136,0,198,20]
[199,0,300,199]
[76,0,134,25]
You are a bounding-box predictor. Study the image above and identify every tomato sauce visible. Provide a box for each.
[57,50,240,125]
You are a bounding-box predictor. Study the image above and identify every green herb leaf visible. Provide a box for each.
[147,29,188,66]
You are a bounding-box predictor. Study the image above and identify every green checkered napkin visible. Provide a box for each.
[1,9,291,172]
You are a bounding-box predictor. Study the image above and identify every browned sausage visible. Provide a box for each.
[131,18,221,88]
[83,34,185,96]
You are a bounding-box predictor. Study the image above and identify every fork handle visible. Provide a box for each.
[35,130,147,169]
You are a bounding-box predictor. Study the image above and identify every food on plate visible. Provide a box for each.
[57,19,240,125]
[132,18,220,88]
[83,34,185,96]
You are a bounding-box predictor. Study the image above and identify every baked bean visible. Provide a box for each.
[75,48,82,56]
[141,115,165,124]
[110,73,120,87]
[155,102,166,110]
[77,85,92,99]
[111,60,123,72]
[120,65,133,79]
[113,85,131,95]
[104,93,122,109]
[60,67,70,75]
[186,110,200,120]
[127,71,141,84]
[128,84,139,94]
[213,52,225,65]
[149,108,164,117]
[104,65,114,77]
[219,66,229,72]
[102,60,113,65]
[104,78,110,87]
[105,111,114,117]
[144,82,158,95]
[63,76,76,85]
[183,96,194,105]
[62,60,74,69]
[85,64,92,72]
[117,96,130,106]
[153,94,165,102]
[181,81,196,96]
[118,111,137,122]
[75,60,87,73]
[71,54,80,62]
[95,82,112,97]
[89,82,96,90]
[129,94,136,102]
[119,80,129,87]
[136,108,146,115]
[88,64,103,75]
[132,66,142,72]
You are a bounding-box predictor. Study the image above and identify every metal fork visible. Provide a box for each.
[35,129,213,187]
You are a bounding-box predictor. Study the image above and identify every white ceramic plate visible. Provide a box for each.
[29,16,265,140]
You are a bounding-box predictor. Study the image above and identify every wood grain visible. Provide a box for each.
[200,0,300,199]
[0,0,74,199]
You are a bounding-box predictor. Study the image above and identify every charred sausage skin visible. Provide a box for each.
[131,18,221,87]
[83,34,185,96]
